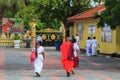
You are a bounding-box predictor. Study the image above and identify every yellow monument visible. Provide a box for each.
[29,19,37,47]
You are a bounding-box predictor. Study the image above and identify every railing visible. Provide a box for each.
[36,28,62,46]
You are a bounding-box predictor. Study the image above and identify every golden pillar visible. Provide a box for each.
[62,27,66,42]
[29,19,37,47]
[60,21,66,42]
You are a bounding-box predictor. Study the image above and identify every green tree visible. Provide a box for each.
[15,2,46,30]
[52,0,92,27]
[0,0,29,18]
[98,0,120,29]
[1,0,104,30]
[15,0,92,30]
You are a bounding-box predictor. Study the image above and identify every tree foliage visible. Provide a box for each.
[98,0,120,29]
[1,0,96,30]
[0,0,29,18]
[15,0,92,30]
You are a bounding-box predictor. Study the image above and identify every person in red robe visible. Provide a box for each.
[2,19,12,34]
[2,24,8,33]
[60,37,74,77]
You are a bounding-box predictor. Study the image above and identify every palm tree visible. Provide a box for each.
[0,0,31,9]
[0,0,30,19]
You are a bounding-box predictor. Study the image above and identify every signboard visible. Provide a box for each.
[2,18,24,34]
[88,24,96,34]
[101,24,112,42]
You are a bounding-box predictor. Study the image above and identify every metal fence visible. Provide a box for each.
[36,28,62,46]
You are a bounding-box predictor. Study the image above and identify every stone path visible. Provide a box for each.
[0,48,120,80]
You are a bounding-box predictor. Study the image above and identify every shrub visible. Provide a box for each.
[13,35,20,40]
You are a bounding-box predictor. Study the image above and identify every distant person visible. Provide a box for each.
[34,41,45,77]
[71,36,75,42]
[60,37,74,77]
[36,35,43,43]
[75,33,80,49]
[72,38,80,69]
[86,37,92,56]
[91,36,99,56]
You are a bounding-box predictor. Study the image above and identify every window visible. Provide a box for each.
[88,24,96,34]
[77,23,84,40]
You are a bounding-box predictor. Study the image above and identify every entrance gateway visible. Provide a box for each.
[0,28,62,48]
[36,28,62,46]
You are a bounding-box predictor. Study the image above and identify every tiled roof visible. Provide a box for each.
[67,4,105,22]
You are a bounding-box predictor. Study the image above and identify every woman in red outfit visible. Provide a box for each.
[60,37,74,77]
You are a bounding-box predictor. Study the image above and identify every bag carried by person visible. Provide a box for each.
[89,43,92,53]
[89,47,92,53]
[67,55,74,60]
[30,51,36,63]
[67,43,74,60]
[73,57,79,68]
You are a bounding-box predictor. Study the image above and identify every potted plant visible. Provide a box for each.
[13,34,21,48]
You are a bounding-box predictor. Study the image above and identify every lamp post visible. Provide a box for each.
[29,19,37,47]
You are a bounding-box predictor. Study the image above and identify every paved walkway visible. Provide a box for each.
[0,47,120,80]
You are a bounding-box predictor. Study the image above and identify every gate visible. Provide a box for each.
[36,28,62,46]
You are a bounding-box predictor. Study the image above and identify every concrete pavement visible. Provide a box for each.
[0,47,120,80]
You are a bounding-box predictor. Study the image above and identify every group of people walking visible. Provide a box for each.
[60,37,80,77]
[30,34,98,77]
[31,36,80,77]
[86,36,99,57]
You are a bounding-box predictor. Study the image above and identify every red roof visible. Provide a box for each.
[67,4,105,22]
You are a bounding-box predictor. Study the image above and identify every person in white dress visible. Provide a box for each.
[91,37,99,56]
[75,34,80,49]
[86,37,92,56]
[73,39,80,59]
[72,39,80,68]
[34,41,45,77]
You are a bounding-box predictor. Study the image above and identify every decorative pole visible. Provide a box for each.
[62,27,66,42]
[60,21,66,42]
[29,19,37,47]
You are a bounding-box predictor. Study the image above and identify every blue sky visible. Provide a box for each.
[90,0,104,7]
[91,0,98,7]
